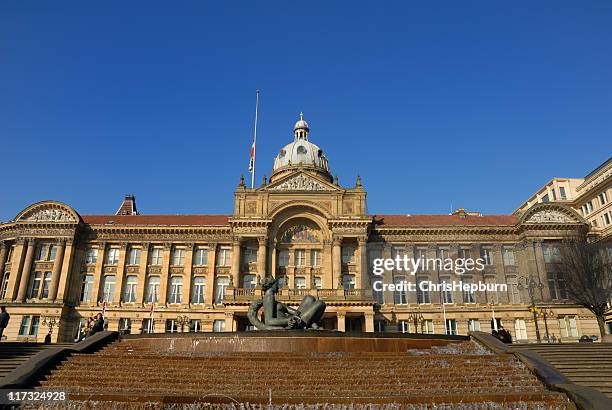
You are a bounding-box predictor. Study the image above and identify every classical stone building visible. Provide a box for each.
[0,116,608,342]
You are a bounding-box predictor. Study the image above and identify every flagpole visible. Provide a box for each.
[251,90,260,189]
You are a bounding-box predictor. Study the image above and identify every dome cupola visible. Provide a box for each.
[270,113,332,183]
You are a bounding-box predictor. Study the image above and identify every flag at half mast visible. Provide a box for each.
[248,90,260,188]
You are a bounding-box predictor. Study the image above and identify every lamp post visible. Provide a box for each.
[176,315,190,333]
[539,307,555,343]
[518,274,544,343]
[41,316,59,341]
[407,308,424,334]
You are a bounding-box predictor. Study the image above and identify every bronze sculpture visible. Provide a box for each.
[247,276,326,330]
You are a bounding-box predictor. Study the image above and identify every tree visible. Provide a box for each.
[557,238,612,338]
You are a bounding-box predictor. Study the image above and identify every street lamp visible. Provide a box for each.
[539,307,555,343]
[518,274,545,343]
[41,316,59,341]
[407,308,424,334]
[176,315,190,333]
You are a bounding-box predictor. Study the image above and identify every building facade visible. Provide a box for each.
[0,116,608,342]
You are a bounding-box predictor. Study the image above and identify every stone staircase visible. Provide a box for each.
[515,342,612,399]
[35,337,573,408]
[0,342,73,380]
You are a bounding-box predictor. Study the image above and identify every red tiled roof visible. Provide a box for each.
[371,214,518,227]
[82,215,231,226]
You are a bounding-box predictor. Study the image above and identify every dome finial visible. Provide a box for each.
[300,111,303,120]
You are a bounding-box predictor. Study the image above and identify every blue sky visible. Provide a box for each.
[1,1,611,221]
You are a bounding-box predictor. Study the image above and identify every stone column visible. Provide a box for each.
[16,239,36,302]
[48,239,66,301]
[337,312,346,332]
[381,242,392,303]
[332,237,342,289]
[113,243,128,305]
[365,312,375,333]
[182,243,194,307]
[257,236,267,278]
[0,242,8,284]
[230,239,241,288]
[7,239,26,300]
[136,243,149,305]
[224,312,234,332]
[358,237,368,290]
[269,240,277,278]
[205,243,217,307]
[91,242,106,305]
[159,243,172,306]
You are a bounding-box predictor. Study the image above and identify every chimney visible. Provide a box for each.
[116,194,139,216]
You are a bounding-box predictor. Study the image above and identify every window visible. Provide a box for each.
[48,245,57,262]
[507,276,520,304]
[145,276,160,303]
[393,276,407,304]
[445,319,457,335]
[542,194,549,202]
[468,319,481,332]
[342,246,355,264]
[35,244,47,261]
[277,275,288,288]
[559,316,578,338]
[127,247,141,265]
[123,275,138,303]
[85,247,98,264]
[480,248,493,265]
[41,272,51,299]
[604,213,611,226]
[28,272,42,299]
[6,246,14,263]
[294,276,306,289]
[458,247,472,259]
[191,277,206,304]
[548,272,567,300]
[243,248,257,264]
[105,248,120,265]
[101,275,115,302]
[243,274,257,289]
[119,318,132,334]
[215,277,230,304]
[543,243,560,263]
[502,247,515,266]
[599,192,608,206]
[213,319,226,332]
[190,319,201,332]
[368,249,383,275]
[313,276,322,290]
[171,247,185,266]
[142,318,154,334]
[80,275,94,302]
[342,274,356,290]
[1,273,10,299]
[310,250,322,267]
[166,319,179,333]
[586,201,593,214]
[294,249,306,266]
[399,320,411,333]
[18,315,40,337]
[462,277,475,303]
[437,247,449,260]
[150,248,163,266]
[514,319,527,340]
[559,186,567,200]
[373,283,384,305]
[194,248,208,266]
[216,248,231,267]
[417,277,430,304]
[278,250,289,267]
[440,276,453,303]
[169,276,183,304]
[422,320,434,334]
[374,320,385,332]
[551,189,557,201]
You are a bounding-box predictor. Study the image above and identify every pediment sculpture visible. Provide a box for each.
[268,174,334,192]
[526,210,575,223]
[23,208,76,222]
